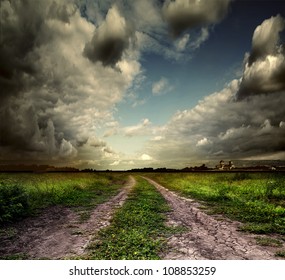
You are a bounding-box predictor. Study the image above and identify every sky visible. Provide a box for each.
[0,0,285,170]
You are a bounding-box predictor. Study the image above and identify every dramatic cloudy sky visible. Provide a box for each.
[1,0,285,170]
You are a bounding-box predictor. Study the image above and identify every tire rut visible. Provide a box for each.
[0,176,136,259]
[143,176,283,260]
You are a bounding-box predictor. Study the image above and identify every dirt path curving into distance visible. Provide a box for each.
[0,176,136,259]
[143,176,284,260]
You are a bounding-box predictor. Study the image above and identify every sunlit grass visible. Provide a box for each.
[255,237,283,247]
[275,250,285,258]
[146,172,285,234]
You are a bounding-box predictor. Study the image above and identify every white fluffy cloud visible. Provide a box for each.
[110,160,121,166]
[140,154,153,161]
[175,34,190,51]
[237,15,285,99]
[59,139,78,158]
[196,137,212,147]
[249,15,285,64]
[174,27,209,52]
[189,28,209,50]
[123,119,152,137]
[152,77,173,95]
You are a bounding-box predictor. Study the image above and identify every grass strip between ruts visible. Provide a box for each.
[87,176,174,260]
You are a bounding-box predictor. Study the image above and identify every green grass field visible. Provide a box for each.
[0,172,127,224]
[1,171,285,259]
[147,172,285,234]
[1,171,285,234]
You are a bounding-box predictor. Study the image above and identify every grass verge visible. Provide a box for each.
[275,250,285,258]
[86,176,174,260]
[0,253,29,260]
[255,237,283,247]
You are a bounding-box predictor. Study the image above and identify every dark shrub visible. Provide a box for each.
[0,184,30,224]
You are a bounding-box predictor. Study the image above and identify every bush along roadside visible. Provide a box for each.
[87,177,174,260]
[0,184,30,224]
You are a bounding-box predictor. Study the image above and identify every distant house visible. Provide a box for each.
[216,160,235,170]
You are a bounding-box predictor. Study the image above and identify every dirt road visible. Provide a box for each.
[143,176,284,260]
[1,175,283,260]
[0,176,136,259]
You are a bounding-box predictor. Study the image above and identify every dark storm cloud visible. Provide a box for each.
[0,101,41,151]
[162,0,231,37]
[0,1,67,158]
[0,0,140,166]
[0,1,44,99]
[0,1,88,161]
[237,15,285,100]
[0,1,78,101]
[83,5,134,66]
[0,1,50,155]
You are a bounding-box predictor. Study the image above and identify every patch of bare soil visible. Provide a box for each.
[143,177,284,260]
[0,176,135,259]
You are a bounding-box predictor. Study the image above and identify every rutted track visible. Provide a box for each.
[143,176,283,260]
[0,176,135,259]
